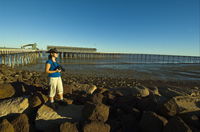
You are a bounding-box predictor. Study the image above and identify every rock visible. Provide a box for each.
[149,86,161,96]
[11,114,29,132]
[83,121,110,132]
[94,87,109,94]
[0,119,14,132]
[82,102,110,122]
[72,84,97,94]
[139,111,168,132]
[0,97,29,117]
[0,83,15,99]
[64,98,74,105]
[163,117,192,132]
[63,84,73,94]
[35,104,84,131]
[160,96,200,117]
[29,92,48,108]
[113,85,150,97]
[90,93,104,104]
[160,97,179,117]
[180,113,200,129]
[134,85,150,97]
[60,122,78,132]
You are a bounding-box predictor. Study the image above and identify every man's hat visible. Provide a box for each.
[46,48,59,53]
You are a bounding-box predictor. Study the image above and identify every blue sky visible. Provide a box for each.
[0,0,199,56]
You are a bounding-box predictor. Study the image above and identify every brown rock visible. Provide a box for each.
[0,97,29,117]
[60,122,78,132]
[83,121,110,132]
[11,114,29,132]
[0,119,14,132]
[29,92,48,108]
[82,103,110,122]
[63,84,73,94]
[160,96,200,117]
[160,98,179,117]
[35,104,84,131]
[90,93,104,104]
[0,83,15,99]
[163,117,192,132]
[139,111,168,132]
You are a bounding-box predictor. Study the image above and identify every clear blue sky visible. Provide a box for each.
[0,0,199,56]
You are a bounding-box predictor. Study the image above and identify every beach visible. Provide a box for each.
[0,64,200,132]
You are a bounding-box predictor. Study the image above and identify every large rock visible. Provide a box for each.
[35,104,84,131]
[113,85,150,97]
[82,103,110,122]
[90,93,104,104]
[29,92,48,108]
[160,96,200,117]
[0,83,15,99]
[11,114,29,132]
[63,84,73,94]
[83,121,110,132]
[0,97,29,117]
[72,84,97,94]
[0,119,14,132]
[139,111,168,132]
[60,122,78,132]
[163,117,192,132]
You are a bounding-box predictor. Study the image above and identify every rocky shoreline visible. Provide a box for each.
[0,64,200,132]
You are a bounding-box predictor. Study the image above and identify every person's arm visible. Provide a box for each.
[45,63,61,73]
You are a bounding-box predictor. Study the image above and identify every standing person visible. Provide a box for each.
[45,48,67,108]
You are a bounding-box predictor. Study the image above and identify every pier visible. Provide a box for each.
[48,46,200,64]
[0,46,43,67]
[0,45,200,67]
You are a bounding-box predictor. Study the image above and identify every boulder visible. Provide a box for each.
[163,117,192,132]
[113,85,150,97]
[35,104,84,131]
[0,119,14,132]
[29,92,48,108]
[0,83,15,99]
[72,84,97,94]
[139,111,168,132]
[82,103,110,122]
[60,122,78,132]
[11,114,29,132]
[180,113,200,129]
[90,93,104,104]
[63,84,73,94]
[160,96,200,117]
[0,97,29,117]
[83,121,110,132]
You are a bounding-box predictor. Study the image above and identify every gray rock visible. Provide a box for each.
[0,97,29,117]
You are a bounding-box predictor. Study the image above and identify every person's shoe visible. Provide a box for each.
[57,100,68,106]
[47,102,57,110]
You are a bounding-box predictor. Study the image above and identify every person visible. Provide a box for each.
[45,48,67,108]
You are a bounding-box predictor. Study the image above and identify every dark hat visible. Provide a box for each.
[46,48,58,53]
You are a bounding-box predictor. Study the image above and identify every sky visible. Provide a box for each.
[0,0,199,56]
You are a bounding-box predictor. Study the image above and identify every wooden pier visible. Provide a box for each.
[0,48,43,67]
[48,46,200,64]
